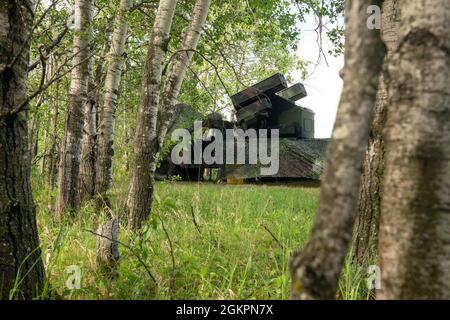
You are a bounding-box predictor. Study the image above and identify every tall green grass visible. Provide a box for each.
[30,176,371,300]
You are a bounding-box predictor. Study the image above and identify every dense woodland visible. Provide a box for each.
[0,0,449,301]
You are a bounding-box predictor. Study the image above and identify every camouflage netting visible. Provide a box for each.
[165,103,204,138]
[224,138,329,180]
[158,102,329,181]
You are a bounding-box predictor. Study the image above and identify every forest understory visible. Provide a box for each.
[32,176,370,300]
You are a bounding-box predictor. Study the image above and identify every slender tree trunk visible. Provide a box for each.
[40,58,55,176]
[156,0,212,147]
[95,0,131,207]
[55,0,92,217]
[123,113,131,172]
[127,0,211,230]
[28,110,39,160]
[126,0,178,230]
[0,0,46,299]
[48,59,60,189]
[40,119,48,174]
[352,0,398,267]
[290,0,386,300]
[79,60,96,200]
[379,0,450,299]
[92,24,113,131]
[79,21,113,202]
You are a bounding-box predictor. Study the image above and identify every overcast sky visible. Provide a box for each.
[292,13,344,139]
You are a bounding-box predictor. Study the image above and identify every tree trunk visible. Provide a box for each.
[126,0,178,230]
[28,110,39,160]
[352,0,399,267]
[79,60,97,200]
[39,117,48,175]
[378,0,450,299]
[48,61,60,190]
[156,0,212,148]
[40,56,56,177]
[290,0,386,300]
[79,20,113,202]
[127,0,211,230]
[123,113,131,172]
[0,0,46,299]
[96,217,120,277]
[55,0,92,218]
[95,0,131,207]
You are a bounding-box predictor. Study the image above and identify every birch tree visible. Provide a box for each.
[290,0,386,299]
[125,0,178,230]
[48,74,60,189]
[79,20,114,201]
[352,0,398,267]
[55,0,92,217]
[0,0,46,299]
[79,60,97,200]
[127,0,211,230]
[95,0,132,207]
[379,0,450,299]
[156,0,212,148]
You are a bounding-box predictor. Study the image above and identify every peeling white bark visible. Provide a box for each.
[127,0,211,230]
[79,58,97,200]
[156,0,212,151]
[95,0,132,204]
[126,0,178,230]
[56,0,92,217]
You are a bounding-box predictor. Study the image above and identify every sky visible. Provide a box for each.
[291,13,344,139]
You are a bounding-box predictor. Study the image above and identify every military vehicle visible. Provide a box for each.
[231,73,314,139]
[155,73,329,182]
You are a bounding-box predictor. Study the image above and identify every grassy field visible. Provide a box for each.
[32,179,370,300]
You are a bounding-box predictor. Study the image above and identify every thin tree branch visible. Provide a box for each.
[163,48,232,98]
[28,23,70,72]
[0,50,94,118]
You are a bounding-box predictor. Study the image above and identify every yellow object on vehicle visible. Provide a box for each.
[227,178,245,185]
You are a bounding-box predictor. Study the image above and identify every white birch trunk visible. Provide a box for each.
[156,0,211,151]
[55,0,92,217]
[126,0,178,230]
[95,0,132,206]
[79,59,97,200]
